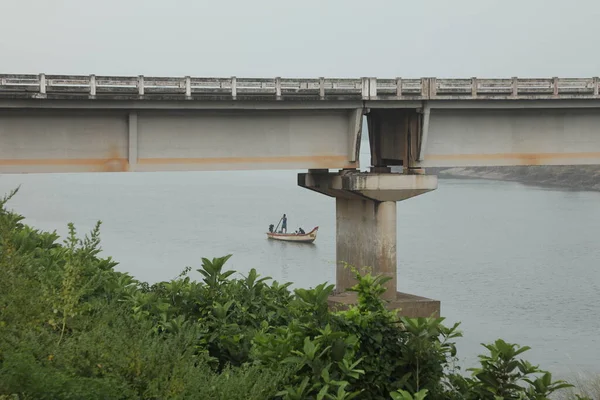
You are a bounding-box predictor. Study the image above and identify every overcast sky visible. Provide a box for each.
[1,0,599,78]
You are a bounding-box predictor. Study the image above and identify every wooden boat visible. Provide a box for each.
[266,227,318,243]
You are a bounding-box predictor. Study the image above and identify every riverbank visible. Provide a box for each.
[427,165,600,192]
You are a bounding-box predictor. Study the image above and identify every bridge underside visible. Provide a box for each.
[365,105,600,172]
[2,101,600,174]
[420,107,600,167]
[0,108,362,174]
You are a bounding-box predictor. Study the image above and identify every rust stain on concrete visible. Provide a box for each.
[427,152,600,165]
[0,159,95,165]
[0,155,353,170]
[138,155,352,167]
[0,157,129,167]
[0,145,130,172]
[102,145,129,172]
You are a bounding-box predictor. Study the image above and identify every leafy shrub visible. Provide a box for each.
[0,188,585,399]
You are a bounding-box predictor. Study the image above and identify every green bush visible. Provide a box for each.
[0,188,587,399]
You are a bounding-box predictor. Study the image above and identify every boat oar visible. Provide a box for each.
[273,216,284,233]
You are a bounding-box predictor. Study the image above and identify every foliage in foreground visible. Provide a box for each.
[0,188,590,399]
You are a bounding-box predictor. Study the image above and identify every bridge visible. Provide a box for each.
[2,73,600,317]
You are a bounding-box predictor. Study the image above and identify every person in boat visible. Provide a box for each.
[268,224,274,233]
[298,227,305,234]
[281,214,287,233]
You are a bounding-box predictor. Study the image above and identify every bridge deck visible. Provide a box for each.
[2,73,600,173]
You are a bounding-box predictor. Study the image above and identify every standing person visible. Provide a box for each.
[281,214,287,233]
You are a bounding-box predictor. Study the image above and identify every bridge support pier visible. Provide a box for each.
[298,170,441,317]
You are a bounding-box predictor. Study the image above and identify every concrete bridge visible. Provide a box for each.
[2,73,600,317]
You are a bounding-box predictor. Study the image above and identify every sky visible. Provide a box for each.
[1,0,599,79]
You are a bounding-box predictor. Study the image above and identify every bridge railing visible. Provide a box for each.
[1,74,599,100]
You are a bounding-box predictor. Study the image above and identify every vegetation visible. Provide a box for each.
[554,373,600,400]
[0,187,592,399]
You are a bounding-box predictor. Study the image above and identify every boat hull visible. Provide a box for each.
[266,227,318,243]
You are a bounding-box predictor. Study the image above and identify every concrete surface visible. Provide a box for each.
[336,198,397,300]
[328,291,441,318]
[0,109,362,173]
[418,108,600,168]
[297,171,438,201]
[3,74,600,102]
[3,75,600,173]
[299,170,440,315]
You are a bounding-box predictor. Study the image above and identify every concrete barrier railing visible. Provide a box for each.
[0,74,598,100]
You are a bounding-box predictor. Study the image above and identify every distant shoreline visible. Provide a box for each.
[426,166,600,192]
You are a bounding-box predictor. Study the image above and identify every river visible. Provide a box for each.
[1,144,599,379]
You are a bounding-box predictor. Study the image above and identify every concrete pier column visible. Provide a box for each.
[336,198,397,300]
[298,170,441,317]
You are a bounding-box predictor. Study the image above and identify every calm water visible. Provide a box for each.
[1,160,599,378]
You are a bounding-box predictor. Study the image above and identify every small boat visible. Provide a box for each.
[266,227,319,243]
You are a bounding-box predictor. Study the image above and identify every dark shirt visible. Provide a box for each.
[282,217,287,228]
